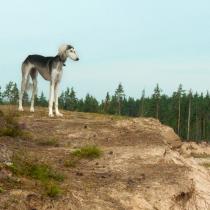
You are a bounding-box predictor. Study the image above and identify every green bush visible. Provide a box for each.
[0,186,4,193]
[64,159,78,168]
[7,153,64,197]
[8,155,64,182]
[45,181,61,198]
[0,111,23,137]
[71,145,102,159]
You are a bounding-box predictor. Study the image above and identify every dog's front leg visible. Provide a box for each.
[49,81,55,117]
[54,82,63,117]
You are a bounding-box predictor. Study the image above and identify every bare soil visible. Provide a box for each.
[1,105,210,210]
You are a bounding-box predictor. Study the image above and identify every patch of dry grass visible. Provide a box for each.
[0,186,4,193]
[6,152,64,197]
[0,110,21,137]
[64,159,78,168]
[0,110,31,139]
[191,153,210,159]
[201,162,210,168]
[64,145,102,168]
[37,137,59,147]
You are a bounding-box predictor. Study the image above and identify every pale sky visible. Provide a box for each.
[0,0,210,99]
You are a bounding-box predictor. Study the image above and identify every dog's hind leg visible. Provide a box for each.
[49,80,55,117]
[18,62,31,111]
[54,81,63,117]
[30,68,38,112]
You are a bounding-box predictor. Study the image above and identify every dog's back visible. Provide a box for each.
[24,55,53,67]
[23,55,55,81]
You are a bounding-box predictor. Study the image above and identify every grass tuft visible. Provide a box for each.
[65,145,102,168]
[0,111,23,137]
[64,159,78,168]
[45,181,61,198]
[8,154,64,182]
[37,138,59,147]
[71,145,102,159]
[7,153,64,197]
[0,186,4,193]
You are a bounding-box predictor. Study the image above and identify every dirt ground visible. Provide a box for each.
[1,105,210,210]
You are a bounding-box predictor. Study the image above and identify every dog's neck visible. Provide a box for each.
[57,54,67,66]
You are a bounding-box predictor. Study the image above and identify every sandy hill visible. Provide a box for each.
[1,106,210,210]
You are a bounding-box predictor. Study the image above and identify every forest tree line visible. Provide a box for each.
[0,81,210,142]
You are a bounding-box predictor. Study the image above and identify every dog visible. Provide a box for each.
[18,44,79,117]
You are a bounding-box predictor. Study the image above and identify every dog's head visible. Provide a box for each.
[58,44,79,61]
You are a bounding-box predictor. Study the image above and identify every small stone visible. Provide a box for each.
[76,172,83,176]
[5,162,12,166]
[127,178,135,186]
[18,123,27,129]
[108,151,113,155]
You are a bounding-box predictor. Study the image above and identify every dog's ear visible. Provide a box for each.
[67,45,73,50]
[58,44,69,55]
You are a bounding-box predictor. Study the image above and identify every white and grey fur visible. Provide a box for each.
[18,44,79,117]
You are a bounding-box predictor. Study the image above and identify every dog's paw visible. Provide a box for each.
[49,113,54,117]
[56,112,63,117]
[18,107,24,112]
[30,107,34,112]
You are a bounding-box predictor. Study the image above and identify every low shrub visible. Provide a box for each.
[64,159,78,168]
[0,111,23,137]
[7,153,64,197]
[71,145,102,159]
[44,181,61,197]
[0,186,4,193]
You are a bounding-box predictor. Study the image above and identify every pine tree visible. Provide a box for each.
[22,92,29,105]
[108,95,118,114]
[0,86,3,104]
[115,83,125,115]
[38,92,48,107]
[194,92,199,141]
[204,91,210,140]
[177,84,183,136]
[187,89,192,140]
[140,89,145,117]
[172,84,184,136]
[152,84,162,119]
[83,94,99,113]
[77,99,84,112]
[126,97,138,117]
[58,91,65,109]
[3,81,19,104]
[64,87,77,111]
[103,92,110,113]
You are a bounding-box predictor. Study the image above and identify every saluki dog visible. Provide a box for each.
[18,44,79,117]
